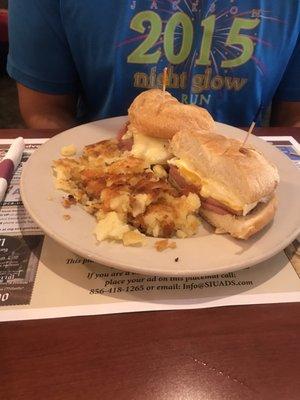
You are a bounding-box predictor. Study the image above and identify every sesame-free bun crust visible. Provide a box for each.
[199,195,277,239]
[171,129,280,205]
[128,89,215,139]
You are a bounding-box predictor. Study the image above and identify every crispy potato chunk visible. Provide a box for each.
[53,138,201,243]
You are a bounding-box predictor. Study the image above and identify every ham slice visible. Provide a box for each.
[168,165,199,195]
[202,197,243,216]
[116,121,129,141]
[169,166,242,216]
[201,200,229,215]
[117,122,133,151]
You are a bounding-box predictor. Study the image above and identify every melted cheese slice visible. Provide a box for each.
[130,132,171,164]
[169,158,258,215]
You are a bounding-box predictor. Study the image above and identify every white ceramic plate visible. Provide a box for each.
[20,117,300,276]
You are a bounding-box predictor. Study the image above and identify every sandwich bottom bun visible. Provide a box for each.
[199,195,277,240]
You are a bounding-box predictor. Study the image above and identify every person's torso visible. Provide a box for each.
[60,0,300,126]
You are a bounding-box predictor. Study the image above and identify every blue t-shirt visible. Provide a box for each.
[7,0,300,126]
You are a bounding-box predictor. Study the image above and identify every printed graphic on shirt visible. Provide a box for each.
[117,0,283,108]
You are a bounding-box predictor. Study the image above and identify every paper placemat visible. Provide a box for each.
[0,136,299,321]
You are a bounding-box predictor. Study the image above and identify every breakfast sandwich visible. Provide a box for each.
[118,88,215,165]
[169,129,279,239]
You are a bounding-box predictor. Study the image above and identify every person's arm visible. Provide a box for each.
[7,0,79,130]
[17,83,77,129]
[271,101,300,127]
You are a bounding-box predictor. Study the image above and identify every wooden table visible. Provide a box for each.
[0,127,300,400]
